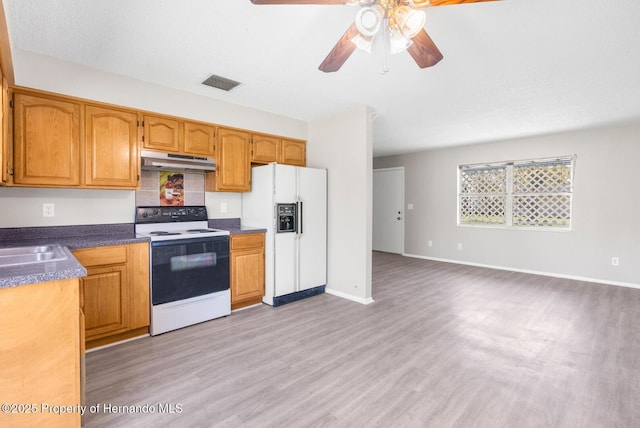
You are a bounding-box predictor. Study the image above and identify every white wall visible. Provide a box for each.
[374,122,640,286]
[308,106,373,304]
[14,50,307,138]
[0,187,134,227]
[0,50,305,226]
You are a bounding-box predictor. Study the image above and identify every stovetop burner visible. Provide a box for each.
[135,206,230,241]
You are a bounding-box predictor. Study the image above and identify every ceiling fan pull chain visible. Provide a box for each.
[380,21,391,74]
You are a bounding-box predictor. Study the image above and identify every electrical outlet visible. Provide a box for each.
[611,257,620,266]
[457,243,463,250]
[407,203,414,210]
[42,203,55,217]
[428,240,433,247]
[220,202,228,213]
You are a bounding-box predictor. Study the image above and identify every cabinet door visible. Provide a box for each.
[85,105,140,188]
[251,134,279,164]
[13,93,81,186]
[231,255,265,310]
[280,138,306,166]
[230,233,265,309]
[183,121,216,157]
[143,115,180,152]
[80,264,129,340]
[0,75,7,184]
[128,242,150,330]
[0,279,81,428]
[214,127,251,192]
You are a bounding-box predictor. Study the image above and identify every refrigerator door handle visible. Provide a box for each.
[299,201,303,235]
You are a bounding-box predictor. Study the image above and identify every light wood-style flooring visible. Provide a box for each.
[84,252,640,427]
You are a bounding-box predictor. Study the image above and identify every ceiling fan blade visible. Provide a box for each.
[407,28,443,68]
[250,0,351,4]
[318,23,360,73]
[426,0,499,7]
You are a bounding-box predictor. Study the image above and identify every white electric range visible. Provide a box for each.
[135,206,230,335]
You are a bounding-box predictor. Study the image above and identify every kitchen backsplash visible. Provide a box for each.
[135,170,205,206]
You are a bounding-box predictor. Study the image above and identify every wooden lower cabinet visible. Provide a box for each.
[230,233,265,310]
[0,278,81,428]
[74,242,149,349]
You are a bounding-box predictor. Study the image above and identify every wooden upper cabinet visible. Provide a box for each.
[212,127,251,192]
[280,138,306,166]
[85,105,140,188]
[13,93,81,186]
[183,121,216,157]
[143,115,180,152]
[251,133,279,164]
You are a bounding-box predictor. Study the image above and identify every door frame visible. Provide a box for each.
[372,167,405,254]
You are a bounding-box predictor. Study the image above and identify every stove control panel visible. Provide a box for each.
[136,206,209,223]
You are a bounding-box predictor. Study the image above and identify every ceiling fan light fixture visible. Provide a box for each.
[351,33,374,53]
[388,29,413,54]
[355,5,383,37]
[394,6,426,39]
[409,0,432,7]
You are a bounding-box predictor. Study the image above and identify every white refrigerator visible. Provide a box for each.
[242,163,327,306]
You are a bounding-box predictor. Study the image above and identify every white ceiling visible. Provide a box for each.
[4,0,640,156]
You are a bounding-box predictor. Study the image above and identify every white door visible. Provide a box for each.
[297,167,327,291]
[373,168,404,254]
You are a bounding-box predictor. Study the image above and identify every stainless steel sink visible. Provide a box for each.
[0,245,68,267]
[0,245,55,256]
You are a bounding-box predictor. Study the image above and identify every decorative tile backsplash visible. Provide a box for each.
[135,170,205,206]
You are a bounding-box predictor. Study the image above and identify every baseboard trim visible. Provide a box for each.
[86,332,149,353]
[325,288,375,305]
[402,253,640,290]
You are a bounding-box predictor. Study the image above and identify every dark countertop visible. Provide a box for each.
[0,219,263,289]
[0,245,87,289]
[209,218,267,235]
[0,224,147,289]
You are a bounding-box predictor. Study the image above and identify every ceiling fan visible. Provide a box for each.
[250,0,498,73]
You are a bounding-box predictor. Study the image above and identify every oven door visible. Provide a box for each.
[150,236,229,305]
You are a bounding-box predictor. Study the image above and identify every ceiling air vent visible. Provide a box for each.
[202,74,242,92]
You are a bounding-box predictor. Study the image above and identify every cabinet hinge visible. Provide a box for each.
[142,135,144,142]
[9,100,13,108]
[9,168,14,176]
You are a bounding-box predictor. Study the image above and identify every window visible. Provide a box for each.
[458,156,575,230]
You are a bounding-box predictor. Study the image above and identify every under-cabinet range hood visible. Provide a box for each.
[140,150,216,172]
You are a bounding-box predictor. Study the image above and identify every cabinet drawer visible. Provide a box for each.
[231,233,264,251]
[73,245,128,267]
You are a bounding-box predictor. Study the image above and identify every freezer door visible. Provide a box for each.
[297,167,327,291]
[274,164,297,203]
[274,231,297,297]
